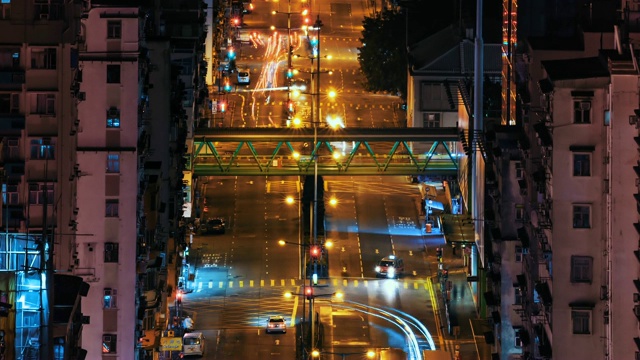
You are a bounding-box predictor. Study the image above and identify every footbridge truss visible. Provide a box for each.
[190,127,463,176]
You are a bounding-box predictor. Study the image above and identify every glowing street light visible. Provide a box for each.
[329,197,338,207]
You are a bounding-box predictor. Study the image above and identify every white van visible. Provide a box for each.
[182,332,205,357]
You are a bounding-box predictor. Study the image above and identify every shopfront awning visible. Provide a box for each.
[441,214,476,245]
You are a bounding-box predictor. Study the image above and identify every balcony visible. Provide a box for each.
[0,70,25,90]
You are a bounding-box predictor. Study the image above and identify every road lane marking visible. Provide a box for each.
[271,279,275,286]
[404,282,408,289]
[353,280,359,287]
[414,282,419,290]
[219,281,223,289]
[239,280,244,287]
[364,280,368,287]
[291,279,296,286]
[250,280,254,287]
[343,279,348,287]
[261,279,265,287]
[281,279,285,286]
[229,281,233,288]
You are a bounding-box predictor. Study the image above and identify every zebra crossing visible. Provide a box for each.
[192,277,432,292]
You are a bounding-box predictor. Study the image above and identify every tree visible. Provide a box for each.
[357,9,407,97]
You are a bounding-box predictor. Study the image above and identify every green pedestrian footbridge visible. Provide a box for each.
[190,127,465,176]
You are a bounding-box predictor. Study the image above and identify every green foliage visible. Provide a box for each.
[357,10,408,97]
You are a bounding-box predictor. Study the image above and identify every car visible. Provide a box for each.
[266,315,287,333]
[375,255,404,279]
[182,332,205,357]
[290,79,308,91]
[237,70,250,85]
[203,218,225,234]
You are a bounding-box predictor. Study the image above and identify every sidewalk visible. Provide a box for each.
[426,237,492,360]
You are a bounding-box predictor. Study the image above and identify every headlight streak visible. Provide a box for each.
[332,300,424,360]
[379,306,437,351]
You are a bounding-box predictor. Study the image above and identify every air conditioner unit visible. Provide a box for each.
[634,304,640,317]
[39,13,49,20]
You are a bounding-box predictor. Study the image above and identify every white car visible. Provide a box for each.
[266,315,287,333]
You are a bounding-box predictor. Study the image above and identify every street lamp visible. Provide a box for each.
[311,349,376,359]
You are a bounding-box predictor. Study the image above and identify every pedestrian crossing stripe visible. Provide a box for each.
[194,278,431,291]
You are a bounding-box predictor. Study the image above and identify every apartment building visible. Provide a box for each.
[481,1,640,359]
[74,0,205,359]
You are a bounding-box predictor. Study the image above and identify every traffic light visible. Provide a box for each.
[310,36,318,46]
[224,81,232,92]
[233,18,240,26]
[436,247,443,262]
[310,245,320,259]
[227,47,236,60]
[305,287,313,300]
[219,101,227,112]
[287,100,295,113]
[286,68,294,78]
[176,290,183,305]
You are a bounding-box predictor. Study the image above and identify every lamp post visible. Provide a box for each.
[272,1,309,103]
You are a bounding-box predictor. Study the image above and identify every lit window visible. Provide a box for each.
[422,113,441,128]
[106,65,120,84]
[571,310,591,334]
[106,107,120,128]
[105,199,119,218]
[573,153,590,176]
[104,242,119,263]
[30,138,55,159]
[103,288,118,309]
[102,334,117,353]
[106,154,120,173]
[570,255,593,283]
[107,20,121,39]
[573,101,591,124]
[572,205,590,228]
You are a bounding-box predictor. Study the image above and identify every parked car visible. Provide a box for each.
[203,218,225,234]
[266,315,287,333]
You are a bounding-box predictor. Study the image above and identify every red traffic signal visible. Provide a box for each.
[310,245,321,259]
[176,290,183,304]
[305,287,313,300]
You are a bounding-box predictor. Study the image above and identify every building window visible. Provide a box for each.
[106,65,120,84]
[573,101,591,124]
[0,1,10,20]
[3,184,19,205]
[102,334,117,353]
[515,205,524,221]
[422,113,441,128]
[107,20,121,39]
[104,242,119,263]
[31,93,55,115]
[28,183,53,205]
[571,310,591,334]
[30,48,56,69]
[4,138,18,159]
[515,246,523,262]
[30,138,54,159]
[570,255,593,283]
[106,154,120,173]
[106,107,120,128]
[0,48,19,69]
[103,288,117,309]
[34,0,63,20]
[572,205,590,228]
[514,327,524,347]
[0,93,19,113]
[105,199,119,217]
[514,287,523,305]
[573,153,590,176]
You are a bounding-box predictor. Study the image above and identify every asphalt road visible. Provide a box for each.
[213,0,405,129]
[181,175,439,359]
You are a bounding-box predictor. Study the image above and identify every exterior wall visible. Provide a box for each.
[76,5,140,358]
[608,69,639,359]
[550,78,609,359]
